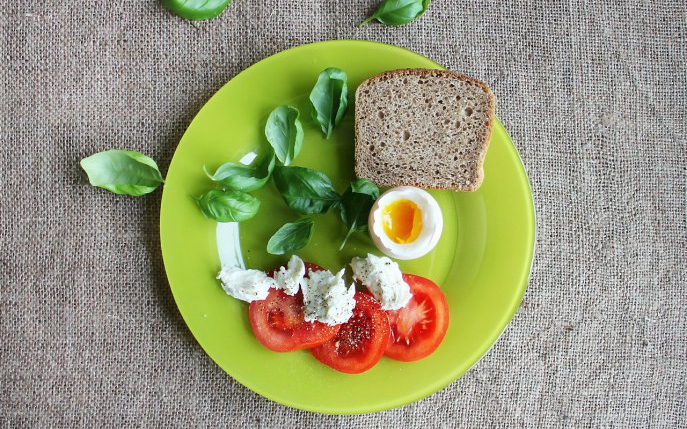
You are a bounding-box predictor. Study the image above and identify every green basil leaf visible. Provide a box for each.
[309,67,349,139]
[265,105,304,166]
[359,0,430,27]
[339,179,380,250]
[197,189,260,222]
[204,151,275,192]
[273,166,341,214]
[349,178,380,199]
[80,150,164,196]
[267,218,314,255]
[162,0,231,21]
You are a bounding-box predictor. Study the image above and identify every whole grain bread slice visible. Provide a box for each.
[354,69,495,191]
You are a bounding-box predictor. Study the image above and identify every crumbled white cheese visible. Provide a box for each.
[300,268,355,326]
[217,265,278,303]
[273,255,305,296]
[350,254,411,310]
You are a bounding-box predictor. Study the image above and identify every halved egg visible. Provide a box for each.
[368,186,443,260]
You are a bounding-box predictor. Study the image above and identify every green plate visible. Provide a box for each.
[160,40,535,414]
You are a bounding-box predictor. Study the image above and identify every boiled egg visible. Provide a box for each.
[368,186,443,260]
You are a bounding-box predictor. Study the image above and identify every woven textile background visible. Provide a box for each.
[1,0,685,427]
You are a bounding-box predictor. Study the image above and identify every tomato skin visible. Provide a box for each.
[248,262,339,352]
[310,292,391,374]
[385,274,449,362]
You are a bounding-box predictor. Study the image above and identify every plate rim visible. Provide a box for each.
[160,39,536,414]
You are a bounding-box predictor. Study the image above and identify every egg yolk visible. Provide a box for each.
[381,199,423,244]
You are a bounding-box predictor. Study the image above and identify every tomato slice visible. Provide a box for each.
[385,274,449,362]
[248,262,340,352]
[310,292,390,374]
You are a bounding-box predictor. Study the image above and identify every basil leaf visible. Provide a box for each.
[339,179,380,250]
[265,105,304,166]
[349,178,380,199]
[197,189,260,222]
[273,166,341,215]
[309,67,349,139]
[267,218,314,255]
[359,0,430,27]
[162,0,231,21]
[80,150,164,196]
[204,151,275,192]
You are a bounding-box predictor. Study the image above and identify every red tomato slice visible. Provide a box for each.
[310,292,390,374]
[248,262,339,352]
[385,274,449,362]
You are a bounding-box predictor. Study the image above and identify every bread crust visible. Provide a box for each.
[354,69,495,192]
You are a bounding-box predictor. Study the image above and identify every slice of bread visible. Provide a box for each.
[354,69,495,191]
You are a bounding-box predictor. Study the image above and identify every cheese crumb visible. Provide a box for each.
[217,266,277,303]
[273,255,305,296]
[300,268,355,326]
[350,253,411,310]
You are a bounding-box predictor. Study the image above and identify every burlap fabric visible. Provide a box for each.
[1,0,685,427]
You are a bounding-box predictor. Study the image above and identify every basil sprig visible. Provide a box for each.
[204,151,275,192]
[339,179,380,250]
[359,0,430,27]
[197,189,260,222]
[267,218,314,255]
[272,166,341,215]
[80,150,164,196]
[162,0,231,21]
[309,68,349,139]
[265,105,304,166]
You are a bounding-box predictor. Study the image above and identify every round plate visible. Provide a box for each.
[160,40,535,414]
